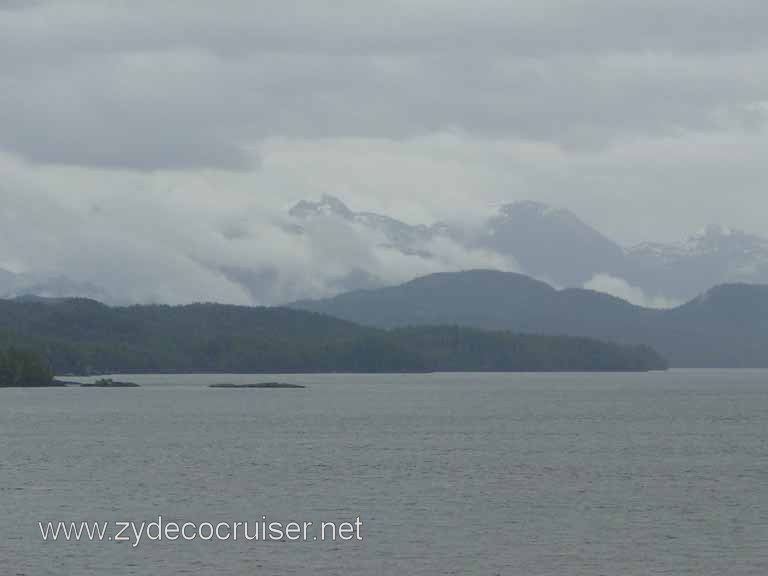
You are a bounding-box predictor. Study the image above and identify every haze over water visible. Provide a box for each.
[2,371,767,575]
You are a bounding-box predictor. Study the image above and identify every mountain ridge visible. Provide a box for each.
[0,295,666,373]
[6,196,768,306]
[285,195,768,303]
[289,269,768,368]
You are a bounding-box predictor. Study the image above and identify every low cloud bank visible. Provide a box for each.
[0,179,516,306]
[584,273,680,309]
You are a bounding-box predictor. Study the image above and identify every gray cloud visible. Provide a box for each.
[0,169,515,304]
[0,0,39,10]
[0,0,767,305]
[1,1,767,169]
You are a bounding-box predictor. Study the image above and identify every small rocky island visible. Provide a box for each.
[80,378,140,388]
[209,382,306,389]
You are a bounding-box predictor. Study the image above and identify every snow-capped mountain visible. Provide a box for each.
[288,194,450,258]
[624,225,768,301]
[286,196,768,303]
[629,225,768,262]
[286,196,630,289]
[4,195,768,306]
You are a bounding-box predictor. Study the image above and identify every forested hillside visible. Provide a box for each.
[291,270,768,368]
[0,298,666,373]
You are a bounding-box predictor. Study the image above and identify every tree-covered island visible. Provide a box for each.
[0,347,59,387]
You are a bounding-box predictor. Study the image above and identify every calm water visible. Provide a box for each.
[1,371,767,575]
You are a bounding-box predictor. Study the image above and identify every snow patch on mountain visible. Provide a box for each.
[288,195,454,258]
[279,195,519,299]
[628,225,768,260]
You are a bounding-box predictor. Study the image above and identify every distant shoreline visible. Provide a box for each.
[56,367,669,378]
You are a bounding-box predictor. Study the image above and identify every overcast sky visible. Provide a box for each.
[1,0,767,303]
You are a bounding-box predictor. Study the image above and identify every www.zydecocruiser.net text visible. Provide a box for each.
[39,517,364,547]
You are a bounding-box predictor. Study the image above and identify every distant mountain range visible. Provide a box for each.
[286,196,768,304]
[622,225,768,302]
[5,195,768,305]
[288,194,452,260]
[0,297,665,373]
[0,270,109,302]
[290,269,768,368]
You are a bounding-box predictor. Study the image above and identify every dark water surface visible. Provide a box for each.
[1,371,767,575]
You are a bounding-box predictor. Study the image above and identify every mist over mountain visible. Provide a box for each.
[478,201,627,287]
[284,196,768,305]
[4,194,768,306]
[290,270,768,368]
[288,195,455,260]
[0,270,110,302]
